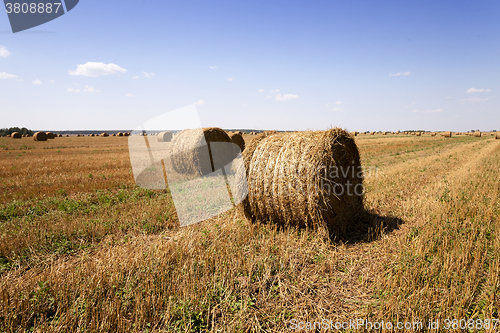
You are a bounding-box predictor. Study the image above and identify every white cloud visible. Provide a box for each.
[227,77,234,81]
[334,101,342,105]
[265,95,271,99]
[194,99,206,105]
[460,97,489,102]
[258,89,265,93]
[466,87,491,93]
[126,93,135,98]
[69,62,127,77]
[132,76,139,79]
[271,89,280,93]
[0,46,11,58]
[67,88,80,93]
[0,72,18,79]
[412,109,419,113]
[209,65,217,70]
[32,79,42,85]
[143,71,155,78]
[275,94,298,101]
[389,71,411,77]
[49,80,54,83]
[83,85,100,93]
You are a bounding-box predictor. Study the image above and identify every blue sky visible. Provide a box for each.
[0,0,499,131]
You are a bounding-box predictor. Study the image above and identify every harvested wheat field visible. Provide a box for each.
[0,133,499,332]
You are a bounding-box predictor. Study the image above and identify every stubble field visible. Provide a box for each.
[0,133,499,332]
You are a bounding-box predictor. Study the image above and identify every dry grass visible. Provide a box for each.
[0,134,499,332]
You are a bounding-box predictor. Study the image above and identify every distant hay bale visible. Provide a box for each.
[157,131,173,142]
[112,133,116,136]
[58,134,62,137]
[171,127,233,176]
[33,132,48,141]
[118,132,124,137]
[496,133,500,139]
[11,132,22,139]
[352,131,358,136]
[441,131,452,138]
[66,135,69,137]
[236,128,364,237]
[382,132,387,135]
[101,133,109,137]
[431,133,436,136]
[124,133,130,136]
[229,132,245,154]
[370,132,374,135]
[416,132,421,136]
[46,132,55,139]
[474,131,482,137]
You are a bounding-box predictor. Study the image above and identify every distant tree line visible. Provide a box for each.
[0,127,33,137]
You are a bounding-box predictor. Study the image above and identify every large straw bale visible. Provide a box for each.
[157,131,173,142]
[11,132,22,139]
[496,133,500,139]
[474,131,482,137]
[33,132,48,141]
[236,128,364,237]
[171,127,233,176]
[46,132,55,139]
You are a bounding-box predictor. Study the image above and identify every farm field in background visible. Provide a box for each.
[1,133,499,332]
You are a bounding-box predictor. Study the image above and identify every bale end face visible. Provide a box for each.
[157,131,173,142]
[171,127,233,176]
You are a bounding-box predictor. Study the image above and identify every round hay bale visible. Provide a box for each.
[382,132,388,135]
[229,132,245,154]
[351,131,358,136]
[66,134,69,137]
[236,128,364,237]
[46,132,55,139]
[58,134,62,137]
[416,132,421,136]
[474,131,482,137]
[124,133,130,137]
[370,132,375,135]
[171,127,233,176]
[112,133,116,136]
[441,131,452,138]
[11,132,22,139]
[118,132,124,137]
[101,133,109,137]
[431,133,436,136]
[157,131,173,142]
[33,132,48,141]
[495,133,500,139]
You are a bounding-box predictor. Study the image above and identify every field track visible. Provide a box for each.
[1,134,499,332]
